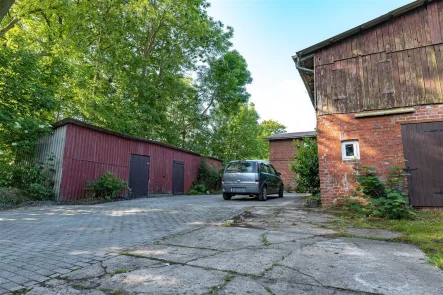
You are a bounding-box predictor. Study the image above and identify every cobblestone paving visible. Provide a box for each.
[0,194,295,293]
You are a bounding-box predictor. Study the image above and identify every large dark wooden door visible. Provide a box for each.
[401,122,443,207]
[129,154,150,197]
[173,161,185,195]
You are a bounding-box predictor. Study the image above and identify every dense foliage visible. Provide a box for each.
[0,0,284,165]
[0,0,287,201]
[345,165,415,220]
[84,171,128,200]
[188,160,222,195]
[0,157,55,201]
[289,137,320,194]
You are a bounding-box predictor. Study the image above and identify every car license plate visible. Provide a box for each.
[231,188,246,192]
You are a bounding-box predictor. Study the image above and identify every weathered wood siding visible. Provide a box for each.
[315,0,443,115]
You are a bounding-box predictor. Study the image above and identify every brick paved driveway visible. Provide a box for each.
[0,194,297,293]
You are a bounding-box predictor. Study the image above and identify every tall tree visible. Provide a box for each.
[0,0,262,165]
[258,120,286,159]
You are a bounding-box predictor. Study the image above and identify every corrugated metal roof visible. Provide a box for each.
[53,118,222,162]
[264,131,316,140]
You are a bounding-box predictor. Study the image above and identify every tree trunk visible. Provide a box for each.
[0,0,15,24]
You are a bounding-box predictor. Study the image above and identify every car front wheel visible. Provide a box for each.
[223,193,232,200]
[278,185,284,198]
[258,186,267,201]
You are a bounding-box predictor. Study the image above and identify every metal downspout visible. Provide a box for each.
[294,54,316,110]
[295,54,314,73]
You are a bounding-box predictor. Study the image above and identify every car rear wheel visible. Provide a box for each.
[278,185,284,198]
[258,186,267,201]
[223,193,232,200]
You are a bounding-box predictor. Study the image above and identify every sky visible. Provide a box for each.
[207,0,411,132]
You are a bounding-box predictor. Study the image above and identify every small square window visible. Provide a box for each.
[341,140,359,160]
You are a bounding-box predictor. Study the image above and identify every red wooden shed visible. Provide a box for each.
[36,118,222,201]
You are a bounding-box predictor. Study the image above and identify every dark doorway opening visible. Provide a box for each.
[129,154,150,197]
[173,161,185,195]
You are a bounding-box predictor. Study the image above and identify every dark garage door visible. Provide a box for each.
[401,122,443,207]
[173,161,185,195]
[129,154,150,197]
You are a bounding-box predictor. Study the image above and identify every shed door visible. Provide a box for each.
[173,161,185,195]
[401,122,443,207]
[129,154,150,197]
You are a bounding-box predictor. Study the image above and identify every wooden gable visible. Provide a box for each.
[314,0,443,115]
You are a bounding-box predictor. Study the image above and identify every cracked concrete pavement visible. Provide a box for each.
[2,193,443,294]
[0,194,295,293]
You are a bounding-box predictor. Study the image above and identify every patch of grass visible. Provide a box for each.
[71,284,88,290]
[223,220,234,227]
[341,210,443,269]
[224,274,232,282]
[60,275,69,280]
[209,286,219,295]
[264,286,275,295]
[11,289,30,295]
[262,235,270,246]
[112,269,129,275]
[120,252,144,258]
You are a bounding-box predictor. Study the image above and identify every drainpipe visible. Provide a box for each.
[295,54,314,73]
[294,54,316,110]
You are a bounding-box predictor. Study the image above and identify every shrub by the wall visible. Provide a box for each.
[0,187,30,206]
[345,165,415,219]
[189,160,222,194]
[0,156,56,201]
[84,171,128,200]
[289,137,320,195]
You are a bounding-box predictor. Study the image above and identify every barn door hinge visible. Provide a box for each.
[402,166,418,173]
[434,191,443,195]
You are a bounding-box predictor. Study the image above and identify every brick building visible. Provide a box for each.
[294,0,443,207]
[265,131,316,190]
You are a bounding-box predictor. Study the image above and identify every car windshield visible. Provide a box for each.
[225,161,257,173]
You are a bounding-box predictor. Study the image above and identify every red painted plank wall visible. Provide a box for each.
[59,124,220,200]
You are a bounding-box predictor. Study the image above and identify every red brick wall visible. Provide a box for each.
[269,139,300,189]
[317,104,443,205]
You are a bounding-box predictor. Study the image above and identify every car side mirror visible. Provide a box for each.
[276,172,281,176]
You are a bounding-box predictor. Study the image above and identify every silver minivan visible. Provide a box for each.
[222,160,284,201]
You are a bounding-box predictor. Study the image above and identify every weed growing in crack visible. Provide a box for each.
[112,269,129,275]
[209,285,219,295]
[10,288,30,295]
[223,220,234,227]
[71,284,89,290]
[224,274,232,282]
[264,286,275,295]
[262,235,270,246]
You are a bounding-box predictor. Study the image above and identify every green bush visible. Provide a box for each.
[0,187,31,206]
[84,171,128,200]
[0,156,56,201]
[198,160,222,190]
[188,183,208,195]
[289,137,320,194]
[188,160,222,195]
[345,165,415,220]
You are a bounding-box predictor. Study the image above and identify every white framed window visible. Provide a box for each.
[341,140,360,160]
